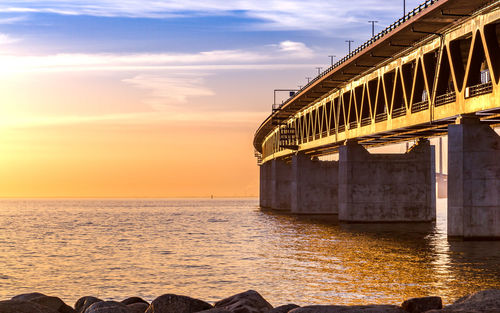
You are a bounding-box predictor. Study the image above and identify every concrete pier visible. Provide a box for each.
[270,158,291,211]
[448,116,500,240]
[338,139,436,222]
[259,161,271,208]
[291,152,338,214]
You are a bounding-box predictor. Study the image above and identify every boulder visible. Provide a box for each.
[401,296,442,313]
[75,297,102,313]
[197,308,232,313]
[11,293,75,313]
[145,294,212,313]
[269,304,300,313]
[289,305,407,313]
[0,300,58,313]
[11,293,47,301]
[127,303,149,313]
[427,289,500,313]
[122,298,148,306]
[214,290,273,313]
[85,301,131,313]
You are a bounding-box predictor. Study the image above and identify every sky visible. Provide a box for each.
[0,0,425,198]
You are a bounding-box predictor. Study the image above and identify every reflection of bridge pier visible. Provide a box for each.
[254,0,500,240]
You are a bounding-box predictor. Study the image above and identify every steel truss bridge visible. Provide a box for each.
[253,0,500,164]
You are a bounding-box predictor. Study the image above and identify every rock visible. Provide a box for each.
[197,308,232,313]
[214,290,273,313]
[427,289,500,313]
[11,293,76,313]
[401,296,442,313]
[75,297,102,313]
[289,305,407,313]
[85,301,131,313]
[0,300,58,313]
[145,294,212,313]
[11,292,47,301]
[127,303,149,313]
[122,298,148,306]
[269,304,300,313]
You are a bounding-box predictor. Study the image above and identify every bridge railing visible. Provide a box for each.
[273,0,438,112]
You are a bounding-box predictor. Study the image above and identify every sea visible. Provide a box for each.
[0,198,499,307]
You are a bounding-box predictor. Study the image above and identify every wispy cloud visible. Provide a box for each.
[123,73,215,108]
[0,15,27,24]
[0,40,315,73]
[0,33,19,44]
[0,0,418,31]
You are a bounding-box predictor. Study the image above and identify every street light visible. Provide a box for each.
[368,20,378,37]
[306,77,311,83]
[316,67,322,76]
[328,55,336,66]
[403,0,406,16]
[346,40,354,54]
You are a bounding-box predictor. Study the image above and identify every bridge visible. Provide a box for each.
[253,0,500,240]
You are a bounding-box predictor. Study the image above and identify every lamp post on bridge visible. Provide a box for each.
[403,0,406,16]
[316,67,322,76]
[306,77,311,83]
[368,20,378,37]
[328,55,336,66]
[346,40,354,54]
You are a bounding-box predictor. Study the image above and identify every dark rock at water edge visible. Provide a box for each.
[121,297,148,306]
[85,301,131,313]
[11,293,76,313]
[75,297,103,313]
[197,308,233,313]
[401,296,442,313]
[0,300,58,313]
[215,290,273,313]
[427,289,500,313]
[145,294,212,313]
[269,304,300,313]
[289,305,406,313]
[126,302,149,313]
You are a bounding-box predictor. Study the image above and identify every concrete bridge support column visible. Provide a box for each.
[339,139,436,222]
[259,161,271,208]
[448,116,500,240]
[291,152,339,214]
[270,158,291,211]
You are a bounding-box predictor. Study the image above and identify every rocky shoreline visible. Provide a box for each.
[1,289,499,313]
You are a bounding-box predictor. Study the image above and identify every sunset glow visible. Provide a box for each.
[0,0,426,197]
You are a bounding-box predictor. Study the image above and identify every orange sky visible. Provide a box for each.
[0,70,268,198]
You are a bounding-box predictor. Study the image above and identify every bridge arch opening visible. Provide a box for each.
[402,60,416,108]
[383,70,395,113]
[449,34,472,92]
[374,77,387,122]
[360,84,371,126]
[435,47,455,106]
[482,21,500,84]
[411,59,428,113]
[465,30,493,98]
[326,100,335,135]
[392,68,406,118]
[423,49,438,99]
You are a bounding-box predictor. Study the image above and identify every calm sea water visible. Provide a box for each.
[0,198,499,307]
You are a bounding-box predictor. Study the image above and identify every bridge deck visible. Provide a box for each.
[254,0,500,163]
